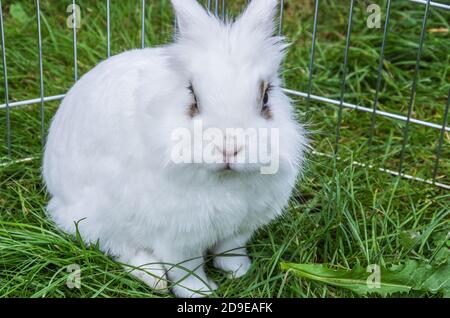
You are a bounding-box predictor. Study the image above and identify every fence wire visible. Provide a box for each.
[0,0,449,190]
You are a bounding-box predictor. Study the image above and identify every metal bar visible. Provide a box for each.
[173,1,178,36]
[335,0,355,154]
[305,0,319,116]
[278,0,284,36]
[141,0,145,49]
[36,0,45,148]
[0,0,11,156]
[222,0,225,20]
[312,150,450,191]
[0,157,36,168]
[433,89,450,181]
[4,90,449,135]
[214,0,219,16]
[1,95,66,110]
[3,150,447,190]
[368,0,392,148]
[207,0,212,12]
[107,0,111,58]
[173,15,178,38]
[3,89,449,134]
[72,0,78,82]
[398,0,431,175]
[409,0,450,10]
[283,89,450,132]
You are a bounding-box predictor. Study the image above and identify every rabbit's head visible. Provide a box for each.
[164,0,306,177]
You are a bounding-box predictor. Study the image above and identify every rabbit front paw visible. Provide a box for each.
[172,276,218,298]
[214,254,252,279]
[120,251,169,293]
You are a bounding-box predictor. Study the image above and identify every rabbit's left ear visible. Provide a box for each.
[234,0,280,37]
[171,0,211,36]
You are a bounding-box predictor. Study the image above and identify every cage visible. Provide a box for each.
[0,0,449,299]
[0,0,450,189]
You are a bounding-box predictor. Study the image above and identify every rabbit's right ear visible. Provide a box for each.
[234,0,279,38]
[171,0,211,37]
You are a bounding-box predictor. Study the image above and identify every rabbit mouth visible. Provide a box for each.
[215,161,267,175]
[218,163,239,174]
[219,164,235,173]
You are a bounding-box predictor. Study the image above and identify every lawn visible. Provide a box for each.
[0,0,449,297]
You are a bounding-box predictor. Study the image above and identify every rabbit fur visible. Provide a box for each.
[43,0,308,298]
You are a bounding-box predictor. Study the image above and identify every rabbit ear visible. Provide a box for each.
[235,0,279,37]
[171,0,210,36]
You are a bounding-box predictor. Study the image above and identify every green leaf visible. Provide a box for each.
[10,3,29,24]
[399,230,421,250]
[281,260,449,297]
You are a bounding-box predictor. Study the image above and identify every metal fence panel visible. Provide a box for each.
[0,0,449,190]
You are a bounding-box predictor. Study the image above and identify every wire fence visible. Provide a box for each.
[0,0,449,190]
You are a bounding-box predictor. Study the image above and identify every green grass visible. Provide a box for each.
[0,0,449,298]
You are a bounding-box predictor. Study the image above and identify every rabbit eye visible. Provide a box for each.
[261,104,272,120]
[188,84,199,118]
[261,83,273,120]
[189,103,199,118]
[263,90,269,105]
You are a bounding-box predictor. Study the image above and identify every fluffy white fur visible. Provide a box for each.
[43,0,307,298]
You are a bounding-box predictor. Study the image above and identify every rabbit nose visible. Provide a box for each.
[215,145,243,161]
[224,147,242,159]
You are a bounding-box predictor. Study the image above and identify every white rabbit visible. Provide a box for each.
[43,0,308,298]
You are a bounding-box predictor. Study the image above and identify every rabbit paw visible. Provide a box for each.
[122,251,169,293]
[172,276,217,298]
[214,255,252,279]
